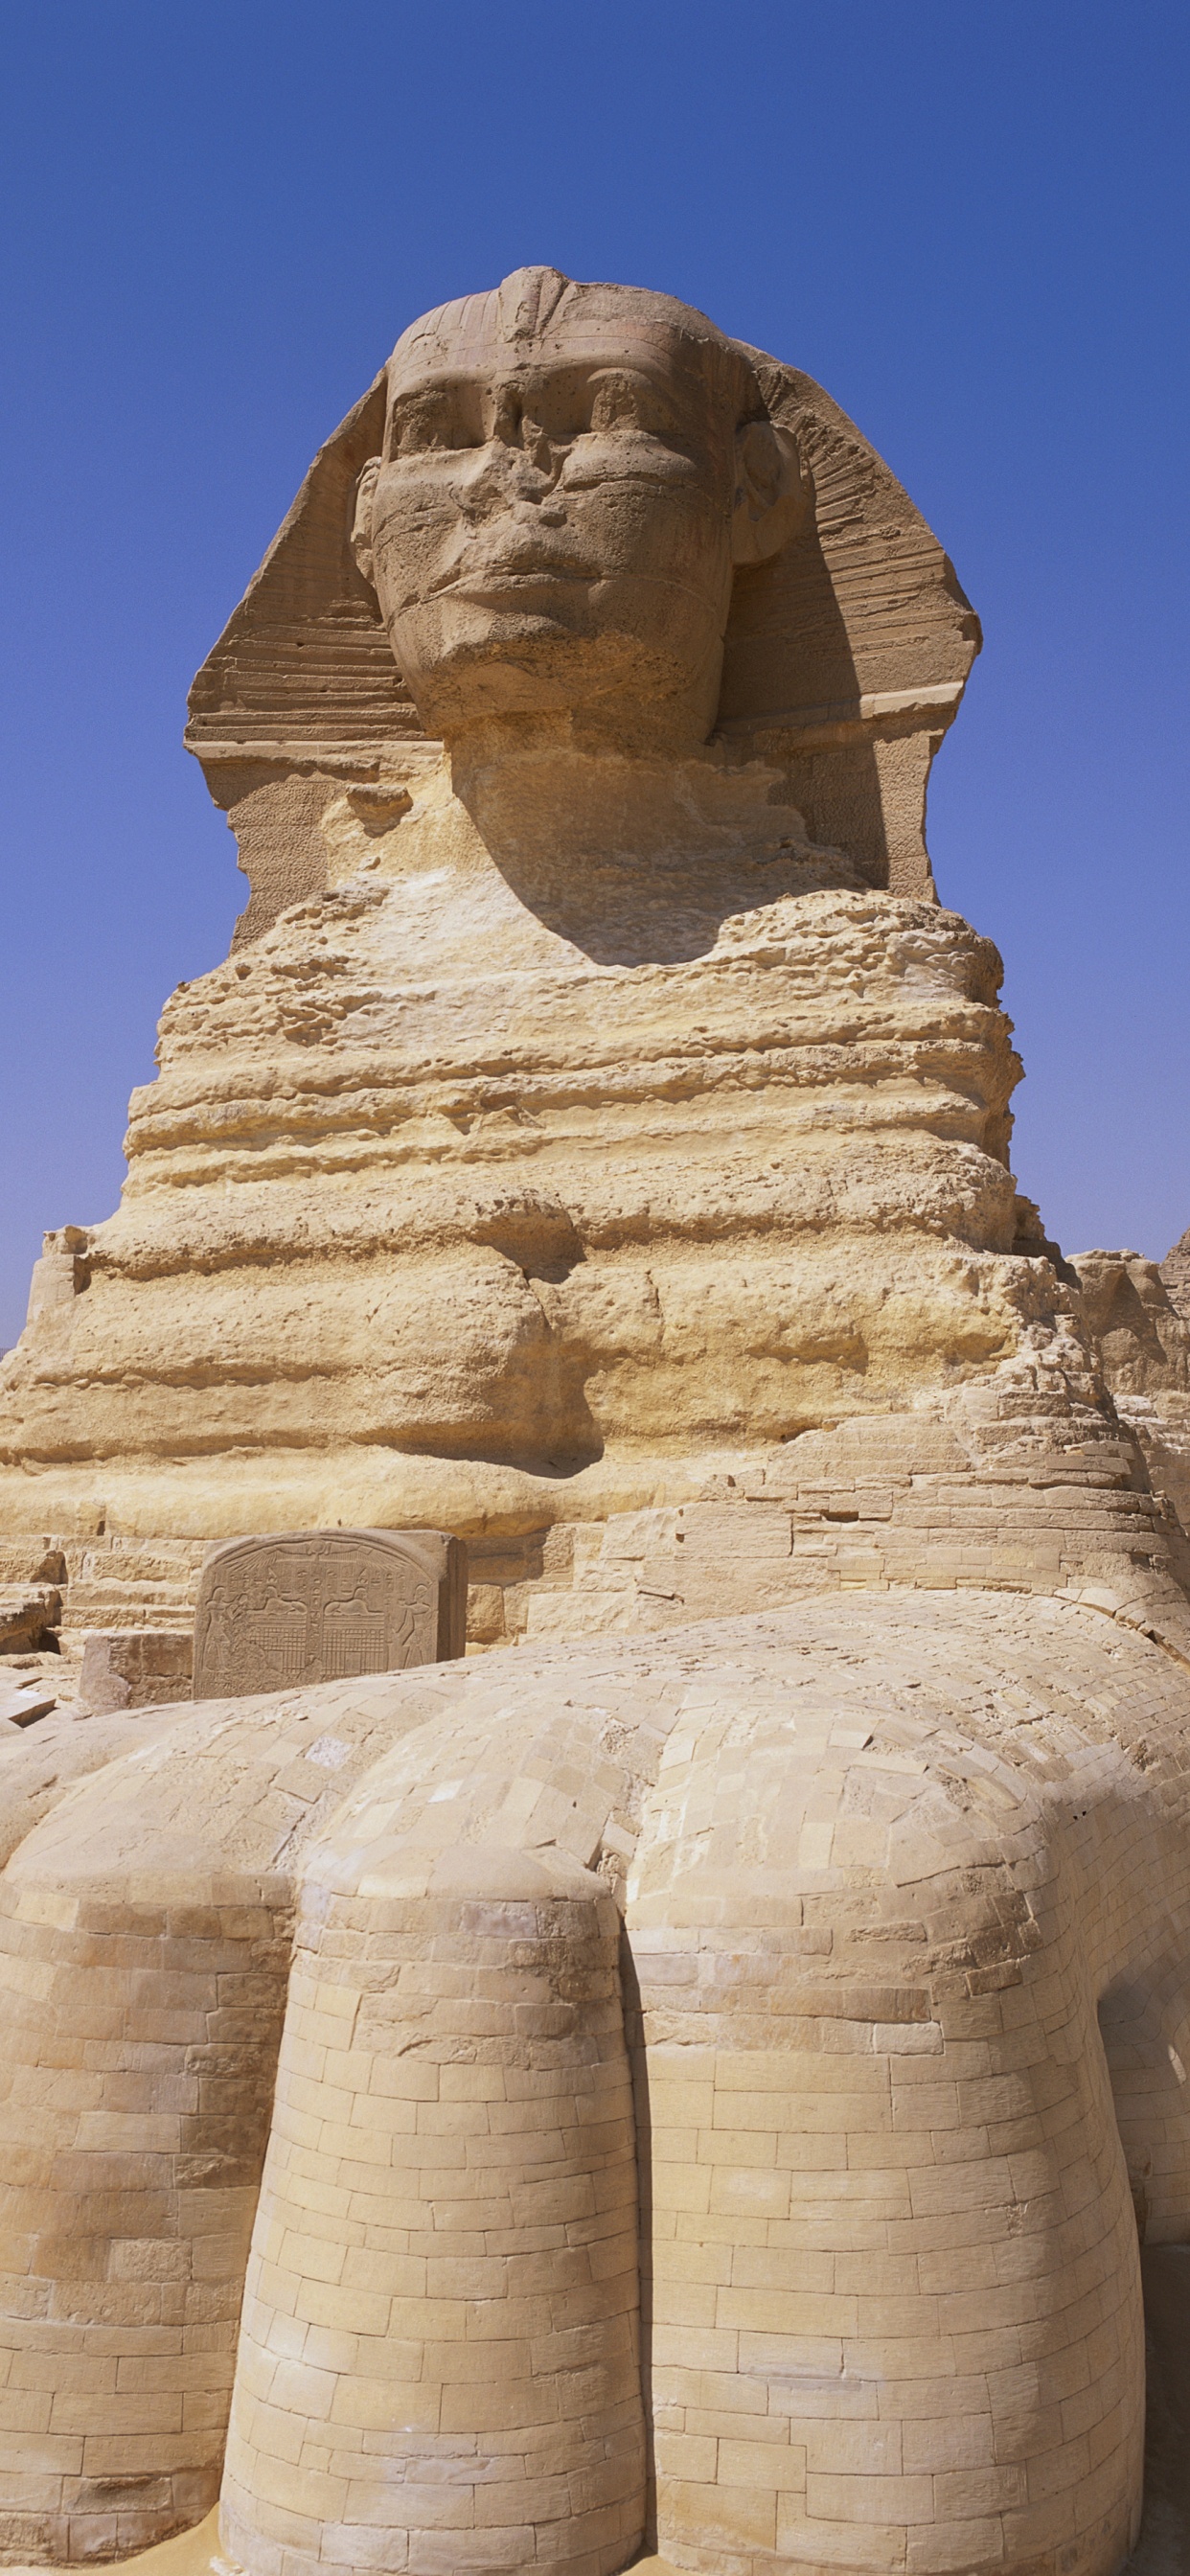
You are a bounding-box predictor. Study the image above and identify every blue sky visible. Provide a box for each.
[1,0,1187,1347]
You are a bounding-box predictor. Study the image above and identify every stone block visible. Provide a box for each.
[79,1629,194,1715]
[0,1541,67,1585]
[23,1228,90,1329]
[0,1584,61,1653]
[677,1506,793,1561]
[0,1684,57,1728]
[193,1530,467,1699]
[466,1584,507,1647]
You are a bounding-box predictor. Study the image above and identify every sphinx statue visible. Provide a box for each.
[0,266,995,1601]
[1,272,1189,2576]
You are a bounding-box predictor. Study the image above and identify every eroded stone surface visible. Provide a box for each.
[1162,1228,1190,1320]
[1071,1246,1190,1547]
[0,267,1015,1571]
[77,1628,193,1715]
[0,1584,60,1654]
[0,268,1187,2576]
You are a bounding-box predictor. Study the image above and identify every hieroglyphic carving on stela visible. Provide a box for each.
[192,1528,466,1697]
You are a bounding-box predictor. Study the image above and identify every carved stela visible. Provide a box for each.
[193,1528,467,1696]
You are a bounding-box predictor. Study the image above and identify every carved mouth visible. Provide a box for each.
[430,550,600,601]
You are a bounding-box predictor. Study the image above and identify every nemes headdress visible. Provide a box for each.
[187,268,979,917]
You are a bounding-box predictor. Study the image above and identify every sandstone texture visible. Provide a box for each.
[0,1684,57,1730]
[76,1629,193,1716]
[1071,1245,1190,1543]
[0,267,1186,2576]
[0,1587,60,1656]
[2,780,1168,1657]
[1,847,1041,1552]
[0,269,991,1601]
[1160,1229,1190,1317]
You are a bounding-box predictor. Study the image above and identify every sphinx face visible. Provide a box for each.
[359,283,743,748]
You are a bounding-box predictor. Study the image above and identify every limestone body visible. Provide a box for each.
[0,269,1186,2576]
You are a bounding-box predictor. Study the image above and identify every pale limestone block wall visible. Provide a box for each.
[630,1682,1148,2576]
[0,1674,458,2564]
[0,1702,185,1873]
[2,1594,1190,2572]
[0,1869,289,2562]
[207,1593,1190,2576]
[220,1853,643,2576]
[501,1407,1190,1654]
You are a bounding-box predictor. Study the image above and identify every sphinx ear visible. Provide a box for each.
[351,456,382,589]
[731,420,813,566]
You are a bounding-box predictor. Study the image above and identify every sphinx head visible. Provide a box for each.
[350,266,812,753]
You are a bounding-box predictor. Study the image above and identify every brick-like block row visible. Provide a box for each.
[220,1847,644,2576]
[623,1595,1190,2576]
[499,1404,1190,1661]
[1,1592,1189,2576]
[0,1871,289,2563]
[0,1668,459,2560]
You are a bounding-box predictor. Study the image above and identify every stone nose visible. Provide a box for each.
[457,432,561,521]
[486,381,563,476]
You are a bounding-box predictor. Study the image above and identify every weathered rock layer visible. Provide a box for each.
[0,756,1073,1535]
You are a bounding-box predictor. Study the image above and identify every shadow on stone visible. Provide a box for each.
[1128,2248,1190,2576]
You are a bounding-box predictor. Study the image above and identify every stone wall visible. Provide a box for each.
[4,1379,1190,1685]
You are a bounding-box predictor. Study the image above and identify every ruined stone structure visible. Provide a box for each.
[1069,1242,1190,1542]
[0,270,1188,2576]
[0,268,991,1624]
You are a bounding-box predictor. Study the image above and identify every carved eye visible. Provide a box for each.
[386,385,481,458]
[585,371,678,441]
[520,369,595,445]
[587,374,642,433]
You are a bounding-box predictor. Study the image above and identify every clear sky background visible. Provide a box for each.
[1,0,1187,1350]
